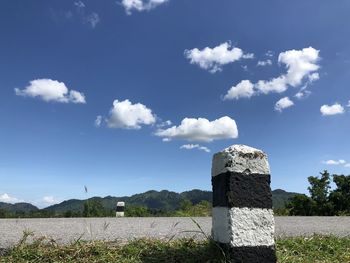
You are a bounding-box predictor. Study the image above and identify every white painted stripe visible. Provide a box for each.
[212,207,275,247]
[116,212,125,217]
[211,144,270,177]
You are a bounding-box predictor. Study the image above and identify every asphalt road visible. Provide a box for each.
[1,217,350,249]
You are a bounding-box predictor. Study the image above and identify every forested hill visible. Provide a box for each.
[0,189,299,215]
[44,189,213,213]
[0,202,39,213]
[44,189,297,212]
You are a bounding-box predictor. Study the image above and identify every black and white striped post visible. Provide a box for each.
[211,145,276,263]
[116,201,125,217]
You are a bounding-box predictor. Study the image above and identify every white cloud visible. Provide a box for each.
[121,0,168,15]
[223,80,254,100]
[257,59,272,66]
[74,1,85,8]
[184,42,253,73]
[73,1,100,28]
[180,144,211,153]
[242,53,254,59]
[42,196,60,205]
[95,115,103,127]
[69,90,86,103]
[84,12,100,28]
[266,50,274,57]
[155,116,238,142]
[295,88,311,100]
[308,72,319,83]
[347,100,350,107]
[275,97,294,112]
[323,159,346,165]
[0,193,22,204]
[256,75,288,94]
[157,120,172,128]
[224,47,320,102]
[320,103,344,116]
[322,159,350,168]
[15,79,86,104]
[106,99,156,129]
[256,47,320,94]
[278,47,320,87]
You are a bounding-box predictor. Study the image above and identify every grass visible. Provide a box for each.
[276,235,350,263]
[1,234,350,262]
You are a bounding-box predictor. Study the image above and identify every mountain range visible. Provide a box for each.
[0,189,299,214]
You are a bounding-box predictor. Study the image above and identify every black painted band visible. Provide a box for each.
[116,206,125,212]
[212,172,272,209]
[220,244,277,263]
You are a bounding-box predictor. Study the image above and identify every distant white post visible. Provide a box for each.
[211,145,276,262]
[116,201,125,217]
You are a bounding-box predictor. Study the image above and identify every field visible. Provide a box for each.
[1,234,350,263]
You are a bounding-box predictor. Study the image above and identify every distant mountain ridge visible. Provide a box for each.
[0,202,39,213]
[44,189,212,213]
[0,189,299,214]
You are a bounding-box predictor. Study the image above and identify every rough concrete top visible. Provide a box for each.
[211,144,270,177]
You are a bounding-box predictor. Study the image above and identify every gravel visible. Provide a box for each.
[0,216,350,249]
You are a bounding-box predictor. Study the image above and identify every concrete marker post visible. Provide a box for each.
[116,201,125,217]
[211,145,276,262]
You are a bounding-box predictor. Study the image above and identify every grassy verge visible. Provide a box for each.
[1,235,350,262]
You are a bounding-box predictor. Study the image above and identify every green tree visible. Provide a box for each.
[179,199,193,211]
[329,174,350,215]
[83,199,105,217]
[286,194,315,216]
[308,170,333,215]
[125,206,149,217]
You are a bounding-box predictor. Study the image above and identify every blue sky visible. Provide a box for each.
[1,0,350,207]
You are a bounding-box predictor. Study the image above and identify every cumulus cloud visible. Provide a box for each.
[308,72,319,83]
[180,144,211,153]
[320,103,344,116]
[257,59,272,66]
[223,80,255,100]
[42,196,61,205]
[106,99,156,129]
[0,193,22,204]
[121,0,168,15]
[323,159,346,165]
[224,47,320,103]
[15,79,86,104]
[347,100,350,107]
[256,76,287,94]
[275,97,294,112]
[155,116,238,142]
[95,115,103,127]
[323,159,350,168]
[184,42,253,73]
[256,47,320,94]
[295,89,311,100]
[278,47,320,87]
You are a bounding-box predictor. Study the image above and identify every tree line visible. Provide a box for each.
[0,199,211,218]
[277,171,350,216]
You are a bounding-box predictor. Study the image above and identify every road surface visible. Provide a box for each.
[1,217,350,249]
